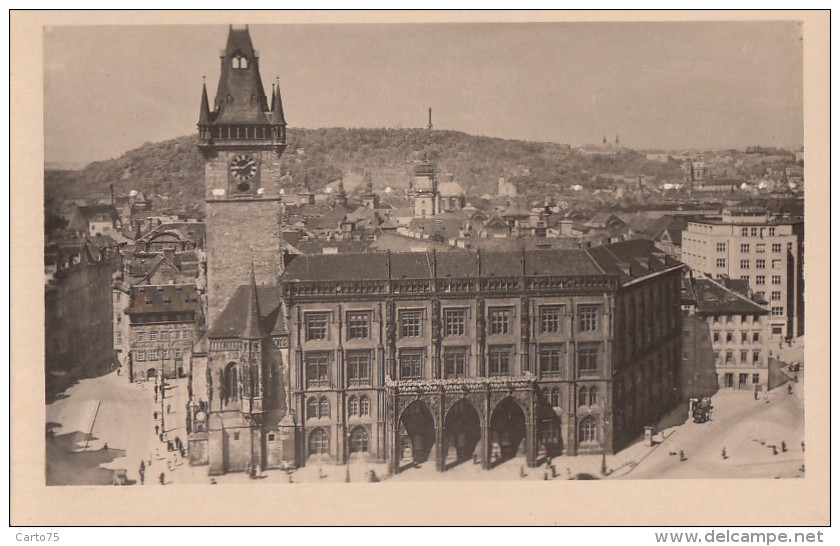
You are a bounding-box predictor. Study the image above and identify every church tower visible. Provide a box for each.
[198,25,287,325]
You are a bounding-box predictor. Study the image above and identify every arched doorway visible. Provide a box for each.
[146,367,157,379]
[490,397,526,465]
[538,390,563,459]
[398,400,435,467]
[443,399,481,468]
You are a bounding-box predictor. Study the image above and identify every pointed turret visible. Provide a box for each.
[198,79,212,125]
[241,265,264,340]
[272,80,287,126]
[80,243,95,264]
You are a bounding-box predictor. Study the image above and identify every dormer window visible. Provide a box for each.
[231,52,249,69]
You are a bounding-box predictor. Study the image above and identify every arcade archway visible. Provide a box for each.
[398,400,436,467]
[490,397,526,466]
[443,399,481,468]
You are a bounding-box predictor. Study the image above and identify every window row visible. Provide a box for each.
[304,305,602,342]
[135,329,193,342]
[305,351,372,387]
[307,426,370,456]
[305,395,371,420]
[711,314,762,325]
[134,348,186,361]
[752,275,783,285]
[739,227,777,237]
[738,259,783,270]
[713,350,762,365]
[712,331,763,344]
[738,243,784,253]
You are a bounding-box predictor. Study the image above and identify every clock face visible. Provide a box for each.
[229,154,258,192]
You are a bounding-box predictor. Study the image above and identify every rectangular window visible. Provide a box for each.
[716,258,726,268]
[756,259,766,269]
[753,332,760,343]
[578,305,600,332]
[741,227,749,236]
[716,242,726,252]
[161,331,169,341]
[346,351,370,385]
[740,275,750,282]
[149,331,158,341]
[725,351,733,365]
[444,309,467,337]
[751,227,758,237]
[444,348,467,378]
[726,316,733,324]
[161,349,168,359]
[740,259,750,269]
[488,346,512,377]
[768,227,776,236]
[772,275,782,285]
[577,344,600,376]
[741,314,749,324]
[741,332,748,343]
[305,352,330,387]
[772,259,782,269]
[772,243,782,253]
[752,373,760,384]
[539,306,563,333]
[136,350,146,361]
[756,243,766,253]
[740,350,748,363]
[116,332,122,345]
[753,350,761,364]
[713,315,720,324]
[400,350,424,379]
[713,332,720,343]
[346,311,371,340]
[756,275,766,285]
[772,326,783,335]
[149,349,159,361]
[399,310,422,338]
[305,313,330,341]
[539,345,564,375]
[173,348,181,358]
[740,243,750,253]
[771,291,781,301]
[772,307,784,316]
[726,331,733,343]
[489,308,512,335]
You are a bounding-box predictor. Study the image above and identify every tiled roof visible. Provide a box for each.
[281,240,671,284]
[690,277,769,315]
[126,284,201,315]
[208,284,287,339]
[585,239,682,283]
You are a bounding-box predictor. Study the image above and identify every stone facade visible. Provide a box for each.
[280,244,684,473]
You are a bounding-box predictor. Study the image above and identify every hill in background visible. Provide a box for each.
[45,127,685,218]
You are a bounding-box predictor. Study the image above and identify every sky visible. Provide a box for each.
[43,21,804,167]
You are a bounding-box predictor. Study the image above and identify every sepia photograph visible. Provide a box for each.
[10,9,830,528]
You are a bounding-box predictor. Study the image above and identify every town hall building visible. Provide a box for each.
[188,26,685,476]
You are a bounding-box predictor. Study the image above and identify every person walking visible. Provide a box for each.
[721,447,727,460]
[159,472,165,485]
[155,424,159,435]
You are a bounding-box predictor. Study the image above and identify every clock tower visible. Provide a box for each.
[198,25,287,325]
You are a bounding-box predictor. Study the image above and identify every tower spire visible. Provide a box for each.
[241,263,265,339]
